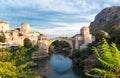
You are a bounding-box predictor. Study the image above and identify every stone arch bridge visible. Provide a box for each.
[37,37,73,53]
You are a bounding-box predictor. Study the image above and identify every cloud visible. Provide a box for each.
[103,4,112,8]
[106,0,120,3]
[31,22,90,38]
[0,0,101,13]
[0,0,119,38]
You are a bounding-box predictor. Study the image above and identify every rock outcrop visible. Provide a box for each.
[89,6,120,35]
[83,53,98,72]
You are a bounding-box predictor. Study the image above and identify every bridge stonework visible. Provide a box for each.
[37,26,94,53]
[37,37,73,53]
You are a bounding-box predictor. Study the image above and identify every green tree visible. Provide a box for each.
[95,30,108,42]
[73,49,81,58]
[86,39,120,78]
[24,38,32,48]
[52,40,70,48]
[0,47,41,78]
[49,44,54,52]
[0,52,11,61]
[0,35,5,43]
[73,48,92,60]
[109,25,120,44]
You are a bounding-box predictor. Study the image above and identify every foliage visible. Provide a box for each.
[0,52,12,61]
[0,46,41,78]
[0,35,5,43]
[24,38,32,48]
[49,44,54,52]
[73,48,92,59]
[52,40,70,48]
[109,25,120,44]
[86,39,120,78]
[73,49,81,58]
[95,30,107,42]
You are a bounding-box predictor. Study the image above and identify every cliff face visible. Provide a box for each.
[89,6,120,35]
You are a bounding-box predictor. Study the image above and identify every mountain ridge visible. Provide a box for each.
[89,6,120,35]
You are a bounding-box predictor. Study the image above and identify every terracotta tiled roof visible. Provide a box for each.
[0,21,8,24]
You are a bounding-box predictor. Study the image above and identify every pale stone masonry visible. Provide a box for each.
[72,26,93,50]
[0,21,39,47]
[20,22,30,34]
[37,26,93,53]
[0,21,9,32]
[0,21,94,52]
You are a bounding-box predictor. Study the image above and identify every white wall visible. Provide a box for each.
[0,23,9,32]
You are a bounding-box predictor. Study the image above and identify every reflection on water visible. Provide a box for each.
[50,54,72,72]
[32,51,86,78]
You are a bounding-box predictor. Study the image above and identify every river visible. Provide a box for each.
[32,51,86,78]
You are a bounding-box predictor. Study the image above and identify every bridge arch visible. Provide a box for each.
[47,37,73,52]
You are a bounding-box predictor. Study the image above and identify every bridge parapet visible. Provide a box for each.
[48,37,72,41]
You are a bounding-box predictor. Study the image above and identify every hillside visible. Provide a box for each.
[89,6,120,35]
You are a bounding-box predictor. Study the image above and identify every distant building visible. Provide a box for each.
[20,22,30,34]
[0,21,93,51]
[0,42,11,48]
[38,34,47,40]
[0,21,40,47]
[0,21,9,32]
[72,26,93,50]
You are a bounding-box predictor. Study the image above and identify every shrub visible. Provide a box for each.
[0,35,5,43]
[86,39,120,78]
[24,38,32,48]
[0,47,41,78]
[109,25,120,44]
[95,30,107,42]
[73,48,92,60]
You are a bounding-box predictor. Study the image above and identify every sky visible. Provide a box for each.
[0,0,120,38]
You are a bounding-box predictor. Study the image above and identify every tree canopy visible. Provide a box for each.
[109,25,120,44]
[0,35,5,43]
[24,38,32,48]
[0,47,41,78]
[95,30,108,42]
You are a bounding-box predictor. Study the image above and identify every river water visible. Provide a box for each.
[32,51,86,78]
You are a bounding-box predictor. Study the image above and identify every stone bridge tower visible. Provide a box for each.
[37,26,93,53]
[80,26,92,49]
[20,22,30,34]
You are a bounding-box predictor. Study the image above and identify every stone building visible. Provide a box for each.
[81,27,92,44]
[0,21,93,51]
[0,21,39,47]
[38,34,47,40]
[72,26,93,50]
[0,21,9,32]
[20,22,30,34]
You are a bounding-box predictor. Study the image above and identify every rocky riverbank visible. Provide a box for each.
[83,53,98,72]
[70,53,98,73]
[31,51,49,59]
